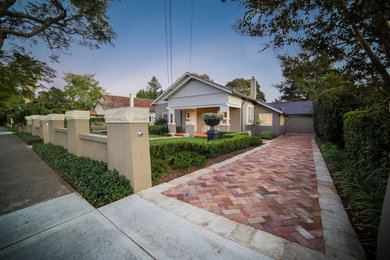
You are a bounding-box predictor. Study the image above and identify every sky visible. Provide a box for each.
[6,0,285,102]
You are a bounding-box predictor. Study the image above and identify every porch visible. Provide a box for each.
[167,105,241,137]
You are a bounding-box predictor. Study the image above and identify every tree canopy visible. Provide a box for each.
[63,73,105,110]
[226,78,266,101]
[232,0,390,96]
[0,0,117,59]
[136,76,163,100]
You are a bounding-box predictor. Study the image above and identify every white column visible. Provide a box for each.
[167,107,176,135]
[219,105,230,132]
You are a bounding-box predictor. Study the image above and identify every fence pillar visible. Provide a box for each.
[185,122,195,137]
[31,115,41,136]
[65,111,90,156]
[25,116,32,134]
[47,114,65,145]
[39,116,49,143]
[105,107,152,192]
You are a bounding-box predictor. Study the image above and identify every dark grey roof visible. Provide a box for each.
[266,101,313,115]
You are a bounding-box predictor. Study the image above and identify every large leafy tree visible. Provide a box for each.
[63,73,105,110]
[36,87,70,113]
[226,78,266,101]
[231,0,390,97]
[136,76,163,100]
[0,0,117,59]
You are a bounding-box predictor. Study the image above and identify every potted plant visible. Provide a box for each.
[202,113,223,141]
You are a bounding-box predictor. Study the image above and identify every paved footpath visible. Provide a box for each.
[0,131,365,259]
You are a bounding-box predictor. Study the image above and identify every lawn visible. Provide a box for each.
[149,137,207,144]
[149,134,170,138]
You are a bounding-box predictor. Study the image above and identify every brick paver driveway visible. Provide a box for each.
[163,135,323,252]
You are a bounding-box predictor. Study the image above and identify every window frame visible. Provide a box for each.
[246,105,255,125]
[280,114,285,126]
[259,113,273,126]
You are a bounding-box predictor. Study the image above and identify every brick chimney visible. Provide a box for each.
[129,93,134,107]
[250,76,257,100]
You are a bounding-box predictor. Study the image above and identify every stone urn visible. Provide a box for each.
[202,113,223,141]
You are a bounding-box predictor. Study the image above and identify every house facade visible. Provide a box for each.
[152,72,285,136]
[94,94,156,123]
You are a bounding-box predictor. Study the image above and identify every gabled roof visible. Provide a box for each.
[267,101,313,115]
[152,72,283,114]
[96,94,155,112]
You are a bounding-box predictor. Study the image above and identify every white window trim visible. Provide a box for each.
[259,113,273,126]
[246,105,254,125]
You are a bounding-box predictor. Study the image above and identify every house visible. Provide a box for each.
[266,101,315,134]
[151,72,286,136]
[93,94,156,123]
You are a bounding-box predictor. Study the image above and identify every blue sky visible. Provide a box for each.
[6,0,285,102]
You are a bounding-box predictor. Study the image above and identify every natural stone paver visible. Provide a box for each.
[163,135,324,252]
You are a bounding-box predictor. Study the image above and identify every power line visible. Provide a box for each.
[169,0,173,82]
[164,0,170,85]
[189,0,193,72]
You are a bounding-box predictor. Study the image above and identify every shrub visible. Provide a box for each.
[33,143,133,207]
[313,88,361,144]
[6,126,18,132]
[150,136,262,160]
[223,132,249,139]
[151,157,169,184]
[260,131,276,139]
[170,151,206,172]
[343,108,390,175]
[176,126,183,133]
[149,125,169,135]
[154,118,168,125]
[15,132,43,145]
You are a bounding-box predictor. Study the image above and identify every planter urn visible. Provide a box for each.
[202,113,223,141]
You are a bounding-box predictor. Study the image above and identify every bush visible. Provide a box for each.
[33,143,133,207]
[154,118,168,125]
[170,151,206,172]
[343,108,390,175]
[6,126,18,132]
[15,132,43,145]
[149,125,169,135]
[218,131,248,139]
[223,132,249,139]
[319,141,385,257]
[150,136,262,160]
[151,157,169,184]
[313,88,361,144]
[260,131,276,139]
[176,126,183,133]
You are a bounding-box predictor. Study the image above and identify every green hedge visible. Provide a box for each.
[150,136,261,160]
[260,131,276,139]
[15,132,43,145]
[33,143,133,207]
[343,108,390,175]
[149,125,169,135]
[223,132,249,139]
[313,88,361,144]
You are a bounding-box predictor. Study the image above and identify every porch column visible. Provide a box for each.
[167,107,176,135]
[25,116,32,134]
[65,110,90,156]
[39,116,50,143]
[105,107,152,192]
[47,114,65,145]
[219,105,230,132]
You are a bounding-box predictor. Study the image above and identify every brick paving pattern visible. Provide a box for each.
[163,135,324,252]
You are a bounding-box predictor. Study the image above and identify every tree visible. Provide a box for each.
[0,0,117,59]
[36,87,70,113]
[231,0,390,96]
[63,73,105,110]
[0,51,54,107]
[192,73,213,81]
[274,53,344,101]
[136,76,163,100]
[226,78,266,101]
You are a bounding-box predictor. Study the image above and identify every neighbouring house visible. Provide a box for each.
[93,94,156,123]
[151,72,286,136]
[267,101,315,134]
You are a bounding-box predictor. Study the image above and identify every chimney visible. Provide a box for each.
[250,76,257,100]
[129,93,134,107]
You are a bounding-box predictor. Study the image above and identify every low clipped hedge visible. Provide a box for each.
[343,108,390,175]
[218,131,248,139]
[33,143,133,207]
[260,131,276,139]
[223,132,249,139]
[15,132,43,145]
[150,135,261,160]
[149,125,169,135]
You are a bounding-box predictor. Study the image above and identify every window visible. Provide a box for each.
[259,113,273,126]
[280,114,285,126]
[186,111,191,121]
[162,113,168,120]
[247,105,254,125]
